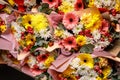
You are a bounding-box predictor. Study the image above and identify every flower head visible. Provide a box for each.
[31,13,49,32]
[77,53,94,68]
[76,35,86,46]
[58,1,74,13]
[44,56,54,68]
[74,0,83,11]
[63,12,79,30]
[62,36,77,50]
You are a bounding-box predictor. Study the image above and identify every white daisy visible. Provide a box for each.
[62,30,73,38]
[39,29,52,40]
[79,76,90,80]
[88,69,98,78]
[86,37,94,44]
[92,30,101,41]
[94,40,110,49]
[27,55,36,68]
[77,65,90,76]
[37,62,46,69]
[72,24,83,35]
[70,58,80,69]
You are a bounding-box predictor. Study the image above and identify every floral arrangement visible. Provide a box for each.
[0,0,120,80]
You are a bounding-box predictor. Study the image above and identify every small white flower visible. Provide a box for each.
[73,24,83,35]
[24,0,36,7]
[95,40,110,48]
[39,29,52,40]
[27,55,36,68]
[37,62,46,69]
[62,30,73,38]
[77,65,90,76]
[86,37,94,44]
[92,30,101,41]
[79,76,90,80]
[70,58,80,69]
[88,69,98,78]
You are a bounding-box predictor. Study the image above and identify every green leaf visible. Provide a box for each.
[30,46,38,53]
[80,44,94,53]
[38,3,52,14]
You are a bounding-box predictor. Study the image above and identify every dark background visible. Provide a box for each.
[0,64,34,80]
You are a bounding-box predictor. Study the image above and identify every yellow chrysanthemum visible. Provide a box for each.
[58,1,74,13]
[98,57,108,68]
[0,25,6,33]
[25,34,36,46]
[102,65,112,79]
[8,0,15,6]
[54,29,64,37]
[80,13,101,31]
[22,14,33,28]
[44,56,54,68]
[31,13,49,32]
[76,35,86,46]
[77,53,94,68]
[115,0,120,12]
[62,66,76,80]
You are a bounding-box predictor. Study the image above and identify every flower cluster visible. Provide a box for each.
[0,17,6,33]
[0,0,120,80]
[58,53,113,80]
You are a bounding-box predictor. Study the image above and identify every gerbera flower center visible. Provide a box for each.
[69,18,73,22]
[77,3,82,8]
[28,21,31,24]
[49,0,53,2]
[84,59,87,62]
[68,40,73,44]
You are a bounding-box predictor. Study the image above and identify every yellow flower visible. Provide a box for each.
[62,66,76,80]
[8,0,15,6]
[115,0,120,12]
[76,35,86,46]
[98,57,108,68]
[102,65,112,79]
[25,34,35,46]
[44,56,54,68]
[22,14,33,28]
[31,13,49,32]
[54,29,64,37]
[88,0,95,7]
[0,25,6,33]
[58,1,74,13]
[80,13,102,31]
[77,53,94,68]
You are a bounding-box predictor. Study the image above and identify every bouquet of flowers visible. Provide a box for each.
[0,0,120,80]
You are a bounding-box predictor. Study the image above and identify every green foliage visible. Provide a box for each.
[80,44,94,53]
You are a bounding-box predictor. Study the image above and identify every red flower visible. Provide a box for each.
[42,0,59,8]
[62,36,77,50]
[100,19,109,35]
[18,5,26,12]
[14,0,24,6]
[0,4,6,10]
[36,53,49,62]
[62,12,79,30]
[74,0,84,11]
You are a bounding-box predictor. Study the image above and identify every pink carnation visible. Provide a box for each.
[62,12,79,30]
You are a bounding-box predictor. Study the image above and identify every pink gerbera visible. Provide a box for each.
[62,36,77,50]
[74,0,84,11]
[62,12,79,30]
[42,0,59,8]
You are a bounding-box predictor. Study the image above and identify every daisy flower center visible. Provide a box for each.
[68,40,73,44]
[84,59,87,62]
